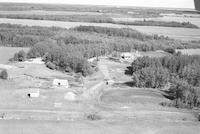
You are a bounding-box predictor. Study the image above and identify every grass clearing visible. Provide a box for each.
[176,49,200,55]
[0,47,29,64]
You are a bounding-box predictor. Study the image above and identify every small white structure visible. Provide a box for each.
[87,57,97,63]
[106,79,115,85]
[54,102,62,108]
[24,57,44,64]
[121,51,142,61]
[121,52,133,60]
[64,92,76,101]
[28,88,40,98]
[53,79,69,88]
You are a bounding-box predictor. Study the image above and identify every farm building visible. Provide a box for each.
[121,51,141,61]
[88,57,97,62]
[106,79,115,85]
[28,88,40,98]
[53,79,69,88]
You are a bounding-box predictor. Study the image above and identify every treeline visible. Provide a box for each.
[130,54,200,108]
[0,14,113,23]
[0,23,61,47]
[73,26,171,41]
[0,14,198,28]
[18,39,95,76]
[116,20,199,29]
[72,26,200,50]
[1,24,200,51]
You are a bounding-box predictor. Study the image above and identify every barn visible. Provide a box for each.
[28,88,40,98]
[53,79,69,88]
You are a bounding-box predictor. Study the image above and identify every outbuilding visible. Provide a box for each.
[28,88,40,98]
[53,79,69,88]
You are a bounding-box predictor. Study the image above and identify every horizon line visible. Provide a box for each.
[0,2,195,10]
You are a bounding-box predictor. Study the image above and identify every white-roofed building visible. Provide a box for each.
[28,88,40,98]
[53,79,69,88]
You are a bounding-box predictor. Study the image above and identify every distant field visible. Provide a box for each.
[0,18,200,41]
[176,49,200,55]
[0,10,103,16]
[0,47,29,64]
[113,16,200,28]
[140,51,170,58]
[0,11,199,29]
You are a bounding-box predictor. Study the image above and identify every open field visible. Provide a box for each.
[0,47,29,64]
[0,119,200,134]
[176,48,200,55]
[0,18,200,41]
[113,16,200,27]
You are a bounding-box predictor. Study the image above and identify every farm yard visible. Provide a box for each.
[0,57,200,134]
[0,2,200,134]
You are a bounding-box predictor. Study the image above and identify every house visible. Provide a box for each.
[121,51,142,62]
[121,52,133,60]
[105,79,115,85]
[28,88,40,98]
[53,79,69,88]
[88,57,97,63]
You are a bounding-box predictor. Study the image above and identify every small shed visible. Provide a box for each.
[53,79,69,88]
[105,79,115,85]
[28,88,40,98]
[121,52,133,60]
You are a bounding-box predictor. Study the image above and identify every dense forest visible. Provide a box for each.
[1,24,200,50]
[0,23,61,47]
[130,54,200,108]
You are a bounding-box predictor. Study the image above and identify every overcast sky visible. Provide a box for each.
[0,0,195,9]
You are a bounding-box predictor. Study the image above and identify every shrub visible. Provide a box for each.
[65,66,73,73]
[86,113,101,120]
[11,50,26,62]
[164,48,175,54]
[198,114,200,121]
[0,70,8,80]
[46,61,56,70]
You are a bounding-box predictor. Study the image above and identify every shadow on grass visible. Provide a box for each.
[161,90,174,100]
[113,81,134,88]
[124,66,133,76]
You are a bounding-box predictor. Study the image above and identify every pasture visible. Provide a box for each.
[0,47,29,64]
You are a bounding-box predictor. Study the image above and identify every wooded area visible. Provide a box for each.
[130,54,200,108]
[3,24,200,78]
